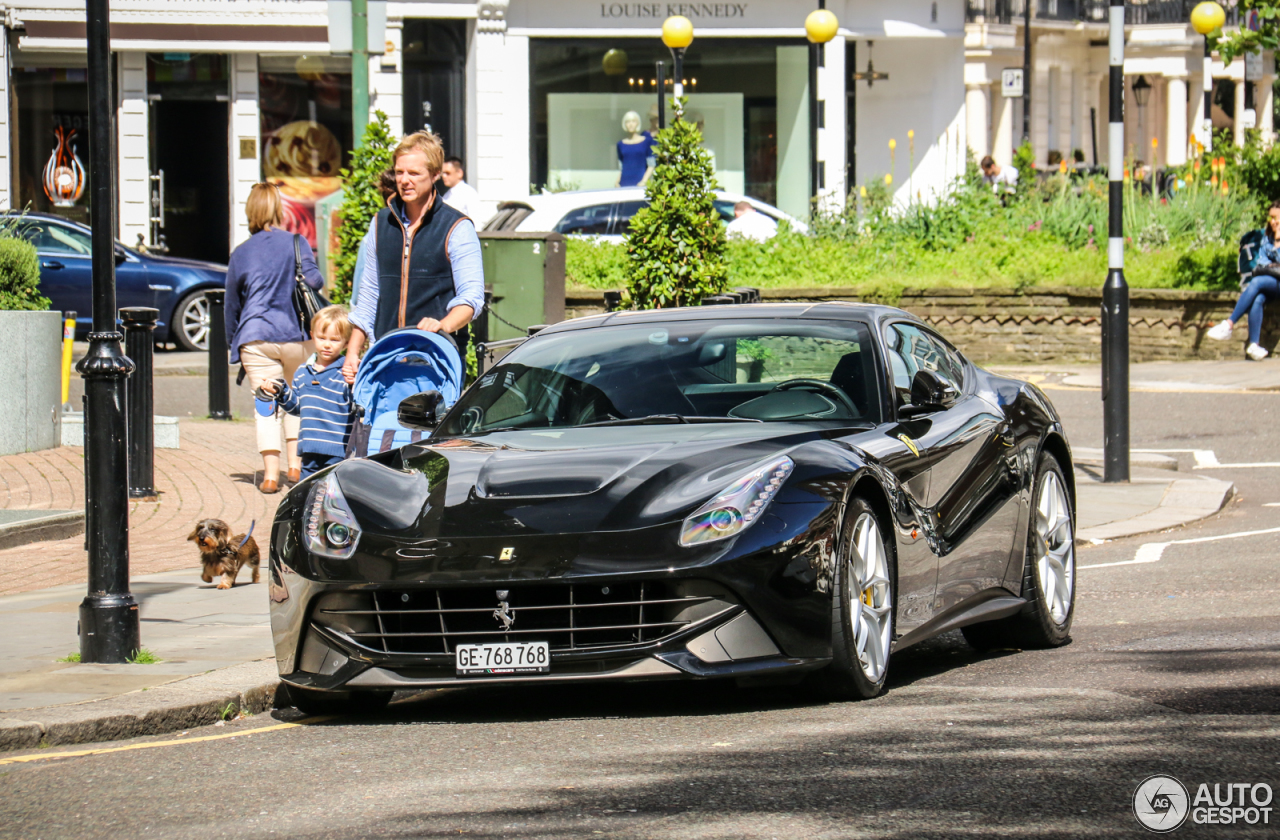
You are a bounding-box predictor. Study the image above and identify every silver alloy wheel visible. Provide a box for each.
[846,512,892,682]
[182,293,211,351]
[1035,471,1075,625]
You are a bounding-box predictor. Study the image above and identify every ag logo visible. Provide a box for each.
[1134,774,1190,833]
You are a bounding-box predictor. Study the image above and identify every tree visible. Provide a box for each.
[331,111,396,304]
[624,98,728,309]
[1212,1,1280,63]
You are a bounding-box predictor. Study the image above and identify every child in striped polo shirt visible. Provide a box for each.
[258,305,356,479]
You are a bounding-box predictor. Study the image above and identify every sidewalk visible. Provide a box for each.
[0,374,1251,750]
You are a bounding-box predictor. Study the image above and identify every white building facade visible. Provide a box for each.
[0,0,970,265]
[965,0,1275,173]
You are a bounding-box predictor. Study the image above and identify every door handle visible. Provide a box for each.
[41,260,64,270]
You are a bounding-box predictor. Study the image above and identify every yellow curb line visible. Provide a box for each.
[0,716,336,766]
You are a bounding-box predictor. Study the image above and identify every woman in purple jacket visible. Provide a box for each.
[224,183,325,494]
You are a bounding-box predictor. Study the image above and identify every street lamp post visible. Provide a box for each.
[661,16,694,108]
[1191,2,1226,153]
[1102,0,1129,484]
[805,6,839,203]
[352,0,370,147]
[78,0,140,661]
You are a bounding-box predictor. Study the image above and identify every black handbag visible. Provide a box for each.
[290,233,330,338]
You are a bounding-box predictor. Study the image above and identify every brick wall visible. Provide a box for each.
[564,287,1280,364]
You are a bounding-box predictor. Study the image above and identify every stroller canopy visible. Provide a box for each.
[351,328,464,456]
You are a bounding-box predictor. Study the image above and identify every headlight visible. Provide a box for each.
[680,455,794,546]
[303,475,362,558]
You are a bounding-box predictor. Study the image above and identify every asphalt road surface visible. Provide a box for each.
[4,380,1278,839]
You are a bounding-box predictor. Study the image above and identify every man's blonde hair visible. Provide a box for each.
[393,131,445,175]
[311,304,352,340]
[245,183,284,234]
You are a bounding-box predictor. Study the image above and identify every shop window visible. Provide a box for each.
[530,38,799,210]
[259,55,353,249]
[11,67,91,225]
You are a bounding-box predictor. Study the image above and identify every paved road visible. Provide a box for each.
[3,383,1278,838]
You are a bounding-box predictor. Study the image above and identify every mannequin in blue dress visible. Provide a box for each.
[616,111,655,187]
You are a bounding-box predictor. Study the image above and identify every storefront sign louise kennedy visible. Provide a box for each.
[599,3,748,18]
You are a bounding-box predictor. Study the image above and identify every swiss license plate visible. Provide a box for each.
[455,641,550,676]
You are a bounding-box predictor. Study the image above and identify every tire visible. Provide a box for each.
[962,452,1076,651]
[172,290,212,352]
[818,496,897,700]
[284,684,393,717]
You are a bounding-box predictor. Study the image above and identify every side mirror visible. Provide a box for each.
[903,370,957,416]
[398,390,445,431]
[114,247,127,264]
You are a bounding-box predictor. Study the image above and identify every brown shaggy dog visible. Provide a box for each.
[187,518,260,589]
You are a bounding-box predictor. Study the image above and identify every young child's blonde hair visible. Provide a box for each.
[310,304,352,340]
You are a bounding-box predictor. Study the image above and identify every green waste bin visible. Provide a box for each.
[478,232,566,341]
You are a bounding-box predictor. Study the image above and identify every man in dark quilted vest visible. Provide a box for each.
[345,131,485,383]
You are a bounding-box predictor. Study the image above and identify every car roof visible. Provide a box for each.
[538,302,918,335]
[499,189,798,222]
[1,211,86,228]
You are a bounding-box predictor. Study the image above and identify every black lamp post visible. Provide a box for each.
[805,5,839,203]
[661,15,693,111]
[1190,2,1226,152]
[1131,74,1151,107]
[77,0,140,661]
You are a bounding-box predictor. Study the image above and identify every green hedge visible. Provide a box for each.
[0,236,48,311]
[567,230,1238,302]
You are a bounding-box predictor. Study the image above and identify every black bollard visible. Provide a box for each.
[603,290,622,312]
[121,307,158,500]
[206,290,232,420]
[702,295,735,306]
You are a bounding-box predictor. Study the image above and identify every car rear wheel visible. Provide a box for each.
[820,497,896,700]
[173,290,211,352]
[962,452,1075,651]
[284,685,393,717]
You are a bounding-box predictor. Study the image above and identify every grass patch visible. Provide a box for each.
[56,652,80,663]
[127,648,162,665]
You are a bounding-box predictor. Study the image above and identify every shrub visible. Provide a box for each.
[331,111,396,305]
[0,236,48,311]
[566,238,629,289]
[1171,243,1240,291]
[624,98,727,308]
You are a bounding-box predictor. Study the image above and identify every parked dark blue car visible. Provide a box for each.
[10,212,227,351]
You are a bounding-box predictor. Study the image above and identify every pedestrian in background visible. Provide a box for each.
[725,201,777,242]
[258,305,355,479]
[1209,199,1280,361]
[439,156,482,219]
[224,182,325,494]
[981,155,1019,195]
[344,131,484,385]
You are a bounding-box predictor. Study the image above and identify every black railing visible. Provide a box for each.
[967,0,1239,25]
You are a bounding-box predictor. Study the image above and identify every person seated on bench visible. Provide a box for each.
[1209,200,1280,361]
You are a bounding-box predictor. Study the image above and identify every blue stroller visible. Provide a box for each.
[348,328,465,457]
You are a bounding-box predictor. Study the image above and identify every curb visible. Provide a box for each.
[1070,448,1178,472]
[0,660,281,752]
[1076,477,1235,543]
[0,511,85,551]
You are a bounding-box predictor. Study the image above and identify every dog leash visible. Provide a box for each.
[237,520,255,550]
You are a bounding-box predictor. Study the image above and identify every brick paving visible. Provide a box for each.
[0,420,281,597]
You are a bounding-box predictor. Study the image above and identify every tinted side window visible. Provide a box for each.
[32,223,92,256]
[611,200,647,235]
[883,323,964,405]
[554,204,614,235]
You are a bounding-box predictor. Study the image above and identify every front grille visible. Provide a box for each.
[313,581,734,655]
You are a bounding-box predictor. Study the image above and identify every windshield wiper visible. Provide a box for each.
[577,414,762,428]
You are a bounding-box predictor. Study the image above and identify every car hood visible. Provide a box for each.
[142,253,227,273]
[331,423,849,539]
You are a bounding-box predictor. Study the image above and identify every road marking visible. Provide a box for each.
[0,716,335,766]
[1128,447,1280,470]
[1080,525,1280,570]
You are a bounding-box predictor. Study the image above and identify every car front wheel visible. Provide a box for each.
[173,290,212,352]
[963,452,1076,651]
[820,497,896,700]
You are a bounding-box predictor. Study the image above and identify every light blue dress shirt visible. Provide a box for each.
[349,205,485,343]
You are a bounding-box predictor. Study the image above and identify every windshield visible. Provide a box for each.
[439,319,882,436]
